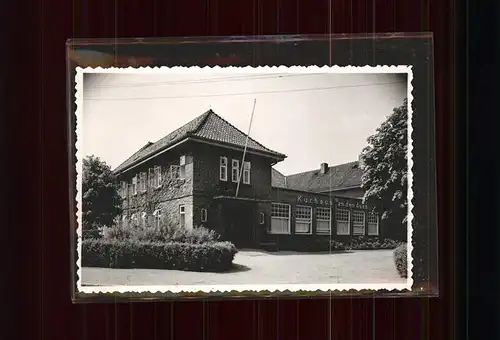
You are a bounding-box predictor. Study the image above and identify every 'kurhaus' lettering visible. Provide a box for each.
[297,195,333,206]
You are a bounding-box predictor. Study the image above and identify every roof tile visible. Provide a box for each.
[271,161,363,192]
[113,110,285,173]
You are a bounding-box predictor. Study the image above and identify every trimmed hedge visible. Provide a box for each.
[82,238,238,272]
[101,222,220,244]
[393,243,408,278]
[330,236,404,251]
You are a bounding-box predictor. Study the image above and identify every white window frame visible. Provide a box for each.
[201,208,208,222]
[259,212,265,225]
[170,165,180,180]
[231,159,240,183]
[295,205,313,234]
[179,155,186,179]
[336,208,350,235]
[179,204,186,228]
[140,212,147,227]
[120,181,127,198]
[270,203,291,234]
[367,213,379,236]
[148,168,155,189]
[242,161,251,184]
[315,207,332,235]
[153,209,162,227]
[220,156,228,181]
[132,176,138,195]
[140,172,147,193]
[154,166,162,188]
[352,210,366,236]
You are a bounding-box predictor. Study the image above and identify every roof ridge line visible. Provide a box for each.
[113,112,208,173]
[112,141,154,172]
[208,110,283,155]
[285,161,358,178]
[189,109,213,135]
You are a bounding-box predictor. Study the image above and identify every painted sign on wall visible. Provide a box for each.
[297,195,333,206]
[336,200,369,210]
[296,195,369,210]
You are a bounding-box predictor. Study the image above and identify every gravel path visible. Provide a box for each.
[81,249,405,286]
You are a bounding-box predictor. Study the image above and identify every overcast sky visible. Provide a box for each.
[82,70,407,175]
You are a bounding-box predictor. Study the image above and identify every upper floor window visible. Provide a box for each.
[170,165,180,180]
[148,168,154,189]
[120,181,127,198]
[231,159,240,183]
[132,176,138,195]
[179,155,186,179]
[154,166,162,188]
[242,161,251,184]
[139,172,147,193]
[220,157,228,181]
[295,205,312,234]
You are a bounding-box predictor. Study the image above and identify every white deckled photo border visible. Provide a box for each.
[74,65,414,295]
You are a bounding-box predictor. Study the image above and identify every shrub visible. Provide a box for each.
[101,220,220,244]
[330,236,404,251]
[393,243,408,278]
[82,238,238,272]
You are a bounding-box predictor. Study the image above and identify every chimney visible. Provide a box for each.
[358,154,365,169]
[320,163,328,174]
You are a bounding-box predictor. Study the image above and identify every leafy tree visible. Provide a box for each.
[360,98,408,240]
[82,155,123,238]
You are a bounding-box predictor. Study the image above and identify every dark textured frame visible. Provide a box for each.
[67,33,437,302]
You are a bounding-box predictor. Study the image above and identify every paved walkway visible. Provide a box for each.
[81,249,405,286]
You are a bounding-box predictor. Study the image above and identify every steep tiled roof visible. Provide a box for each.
[272,161,363,192]
[192,111,285,158]
[113,110,286,174]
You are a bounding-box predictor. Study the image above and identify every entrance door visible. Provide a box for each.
[225,202,255,249]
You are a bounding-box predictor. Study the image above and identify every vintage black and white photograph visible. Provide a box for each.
[75,66,413,294]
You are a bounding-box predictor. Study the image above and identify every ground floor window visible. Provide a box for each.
[352,210,365,235]
[336,208,350,235]
[367,213,379,235]
[270,203,291,234]
[179,205,186,228]
[201,208,207,222]
[153,209,162,227]
[140,212,147,227]
[316,207,331,234]
[295,205,312,234]
[130,213,138,226]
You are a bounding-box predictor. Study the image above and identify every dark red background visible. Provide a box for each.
[3,0,460,339]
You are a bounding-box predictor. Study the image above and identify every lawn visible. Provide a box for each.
[81,249,405,286]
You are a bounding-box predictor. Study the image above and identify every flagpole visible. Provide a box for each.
[236,99,257,197]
